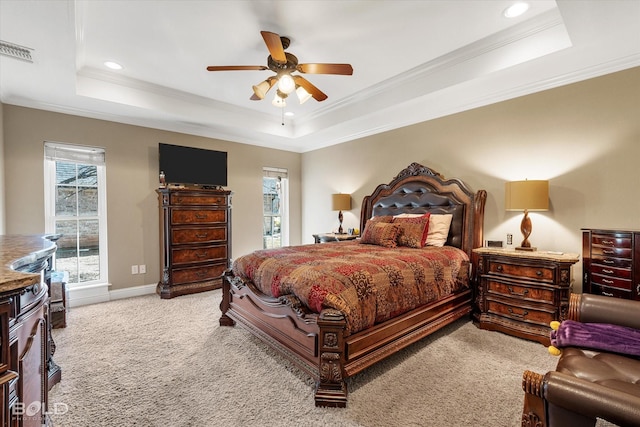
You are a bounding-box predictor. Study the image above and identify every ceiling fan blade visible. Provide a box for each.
[206,65,268,71]
[260,31,287,64]
[296,63,353,75]
[293,76,328,102]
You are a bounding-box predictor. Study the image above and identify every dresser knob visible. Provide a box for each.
[496,265,503,272]
[536,270,542,276]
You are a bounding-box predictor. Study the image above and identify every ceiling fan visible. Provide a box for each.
[206,31,353,107]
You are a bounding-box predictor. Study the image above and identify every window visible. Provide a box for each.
[263,167,289,249]
[44,142,108,286]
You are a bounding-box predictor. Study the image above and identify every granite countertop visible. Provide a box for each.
[0,235,57,293]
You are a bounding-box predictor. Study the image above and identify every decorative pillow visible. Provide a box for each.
[425,214,453,247]
[393,213,430,248]
[360,222,401,248]
[368,215,394,224]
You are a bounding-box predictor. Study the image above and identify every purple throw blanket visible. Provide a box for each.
[550,320,640,357]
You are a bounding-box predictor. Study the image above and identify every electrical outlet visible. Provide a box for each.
[139,264,146,274]
[131,265,139,274]
[507,233,513,245]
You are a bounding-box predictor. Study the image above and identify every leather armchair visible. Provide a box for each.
[522,293,640,427]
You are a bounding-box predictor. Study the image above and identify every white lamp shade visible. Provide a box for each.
[296,86,312,104]
[277,74,295,94]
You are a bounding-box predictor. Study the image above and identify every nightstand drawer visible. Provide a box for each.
[486,299,554,327]
[487,280,554,304]
[172,245,227,264]
[171,208,227,225]
[171,226,227,245]
[488,261,554,282]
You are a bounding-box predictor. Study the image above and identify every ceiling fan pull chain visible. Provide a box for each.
[281,107,284,126]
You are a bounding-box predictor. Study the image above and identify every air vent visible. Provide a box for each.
[0,40,33,62]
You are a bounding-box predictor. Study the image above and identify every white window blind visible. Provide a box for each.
[263,167,288,179]
[44,142,105,166]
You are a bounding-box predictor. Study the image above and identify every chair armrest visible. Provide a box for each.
[569,293,640,329]
[545,371,640,427]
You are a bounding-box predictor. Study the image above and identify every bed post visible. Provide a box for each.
[315,309,348,407]
[219,269,235,326]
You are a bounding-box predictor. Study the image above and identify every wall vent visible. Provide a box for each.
[0,40,33,62]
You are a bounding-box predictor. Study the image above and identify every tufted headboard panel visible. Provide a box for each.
[360,163,486,259]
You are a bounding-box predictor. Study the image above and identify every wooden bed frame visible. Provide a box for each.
[220,162,486,407]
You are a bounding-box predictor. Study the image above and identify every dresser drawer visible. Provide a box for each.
[171,226,227,245]
[592,246,632,259]
[592,256,632,269]
[172,245,227,264]
[590,264,632,279]
[171,208,227,225]
[590,283,631,299]
[488,260,554,282]
[591,273,632,290]
[486,298,554,327]
[592,234,632,248]
[171,263,226,285]
[487,280,555,304]
[170,193,227,206]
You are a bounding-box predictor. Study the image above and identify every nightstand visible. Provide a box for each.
[473,248,579,345]
[313,233,359,243]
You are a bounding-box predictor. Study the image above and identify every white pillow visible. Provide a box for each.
[393,213,424,218]
[425,214,453,247]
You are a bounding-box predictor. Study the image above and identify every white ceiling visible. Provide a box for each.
[1,1,639,153]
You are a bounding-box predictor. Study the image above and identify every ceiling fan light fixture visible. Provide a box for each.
[296,86,312,104]
[272,92,287,108]
[277,74,296,95]
[252,77,276,99]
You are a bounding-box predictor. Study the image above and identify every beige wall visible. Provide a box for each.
[301,67,640,290]
[2,107,301,291]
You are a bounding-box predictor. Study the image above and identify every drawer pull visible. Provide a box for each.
[602,249,615,255]
[601,239,614,246]
[196,270,207,278]
[637,284,640,295]
[536,270,542,277]
[196,233,208,239]
[602,269,614,274]
[602,278,614,284]
[602,291,614,297]
[196,252,208,258]
[496,265,503,272]
[507,287,529,297]
[195,213,207,219]
[507,307,529,319]
[602,259,615,264]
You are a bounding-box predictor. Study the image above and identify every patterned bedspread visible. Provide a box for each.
[231,241,470,335]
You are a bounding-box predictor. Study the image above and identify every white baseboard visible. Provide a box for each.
[67,282,156,308]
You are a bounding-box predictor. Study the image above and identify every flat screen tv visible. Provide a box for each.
[159,143,227,187]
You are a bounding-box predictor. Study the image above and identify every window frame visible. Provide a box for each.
[44,142,109,288]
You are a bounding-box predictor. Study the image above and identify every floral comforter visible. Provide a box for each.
[232,241,470,335]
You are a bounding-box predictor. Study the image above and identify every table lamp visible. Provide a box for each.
[505,180,549,251]
[332,193,351,234]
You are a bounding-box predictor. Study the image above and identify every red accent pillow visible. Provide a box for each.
[360,222,401,248]
[393,213,431,248]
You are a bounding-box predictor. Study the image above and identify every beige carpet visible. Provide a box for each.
[49,290,566,426]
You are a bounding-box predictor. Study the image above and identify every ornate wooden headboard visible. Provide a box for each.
[359,162,486,259]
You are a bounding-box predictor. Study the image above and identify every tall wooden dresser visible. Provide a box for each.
[582,228,640,300]
[157,187,232,299]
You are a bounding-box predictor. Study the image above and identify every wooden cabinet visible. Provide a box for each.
[582,228,640,300]
[474,248,579,345]
[157,187,232,299]
[0,235,56,426]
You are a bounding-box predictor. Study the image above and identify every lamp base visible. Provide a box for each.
[516,246,537,252]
